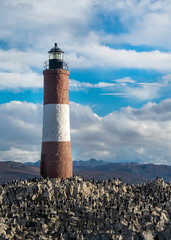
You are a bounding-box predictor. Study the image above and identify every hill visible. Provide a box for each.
[0,160,171,184]
[0,161,39,184]
[73,161,171,184]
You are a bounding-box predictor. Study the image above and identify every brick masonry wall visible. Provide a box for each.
[41,141,72,178]
[43,69,69,105]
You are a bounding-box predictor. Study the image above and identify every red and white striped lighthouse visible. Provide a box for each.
[40,43,72,178]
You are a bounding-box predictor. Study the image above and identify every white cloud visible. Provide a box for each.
[125,83,160,101]
[96,0,171,49]
[114,77,136,84]
[69,79,115,91]
[162,74,171,84]
[69,77,162,101]
[69,74,171,103]
[70,100,171,165]
[101,75,171,101]
[1,100,171,165]
[0,49,45,73]
[1,46,171,81]
[125,12,171,49]
[0,72,42,90]
[0,0,170,76]
[0,147,40,163]
[125,99,171,121]
[66,43,171,71]
[0,0,92,50]
[0,101,42,162]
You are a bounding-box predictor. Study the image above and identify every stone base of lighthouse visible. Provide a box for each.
[40,142,72,178]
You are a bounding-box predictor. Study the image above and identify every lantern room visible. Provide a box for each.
[48,43,64,69]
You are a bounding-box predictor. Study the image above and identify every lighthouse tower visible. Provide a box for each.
[40,43,72,178]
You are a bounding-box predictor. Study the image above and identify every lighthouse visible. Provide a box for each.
[40,43,72,178]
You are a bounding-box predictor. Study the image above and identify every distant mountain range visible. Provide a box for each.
[0,161,39,184]
[0,159,171,184]
[73,160,171,184]
[24,159,109,167]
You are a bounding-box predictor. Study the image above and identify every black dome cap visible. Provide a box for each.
[48,43,64,53]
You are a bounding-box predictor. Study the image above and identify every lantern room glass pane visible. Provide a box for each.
[49,52,63,60]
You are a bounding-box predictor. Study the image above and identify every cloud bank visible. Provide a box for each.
[1,100,171,165]
[0,0,171,75]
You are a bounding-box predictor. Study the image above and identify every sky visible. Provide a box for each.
[0,0,171,165]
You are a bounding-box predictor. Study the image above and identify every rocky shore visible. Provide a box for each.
[0,176,170,240]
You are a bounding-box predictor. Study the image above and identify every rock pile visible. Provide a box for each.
[0,176,170,240]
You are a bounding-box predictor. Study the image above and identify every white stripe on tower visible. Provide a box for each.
[42,104,70,142]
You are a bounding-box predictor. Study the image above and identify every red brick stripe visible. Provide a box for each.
[40,141,72,178]
[43,69,69,105]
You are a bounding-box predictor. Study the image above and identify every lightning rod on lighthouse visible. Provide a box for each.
[40,43,72,178]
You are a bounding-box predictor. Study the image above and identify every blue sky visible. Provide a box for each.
[0,0,171,165]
